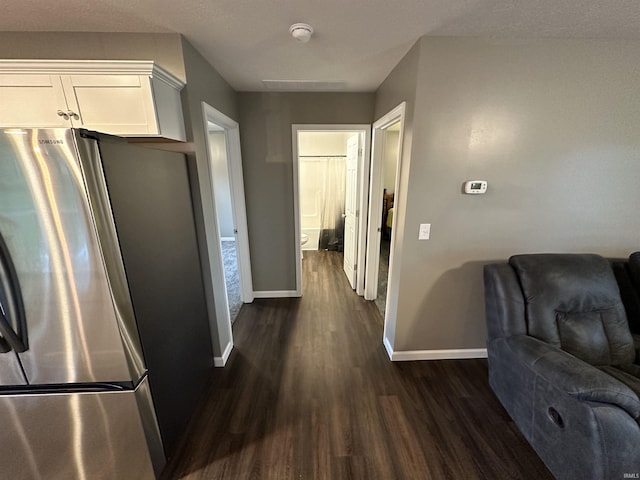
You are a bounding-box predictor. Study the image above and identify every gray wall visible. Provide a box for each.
[180,38,238,356]
[0,32,185,81]
[372,41,420,348]
[381,37,640,353]
[238,92,375,291]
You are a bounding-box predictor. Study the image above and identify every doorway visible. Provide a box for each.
[374,121,400,316]
[292,125,371,295]
[364,103,406,351]
[207,124,242,322]
[202,102,253,365]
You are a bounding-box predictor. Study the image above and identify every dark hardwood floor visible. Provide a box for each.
[162,251,552,479]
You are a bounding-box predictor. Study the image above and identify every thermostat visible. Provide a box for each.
[464,180,487,194]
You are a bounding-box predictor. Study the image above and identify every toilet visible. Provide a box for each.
[301,233,309,259]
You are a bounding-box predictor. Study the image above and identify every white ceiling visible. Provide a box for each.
[2,0,640,92]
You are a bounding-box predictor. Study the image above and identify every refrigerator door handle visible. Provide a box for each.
[0,307,24,353]
[0,232,28,353]
[0,315,11,352]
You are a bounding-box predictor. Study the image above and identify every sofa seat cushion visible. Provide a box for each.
[509,254,635,366]
[506,335,640,418]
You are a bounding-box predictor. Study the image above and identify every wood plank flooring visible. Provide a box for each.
[162,251,552,479]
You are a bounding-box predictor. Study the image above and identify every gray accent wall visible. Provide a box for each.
[378,37,640,353]
[238,92,375,292]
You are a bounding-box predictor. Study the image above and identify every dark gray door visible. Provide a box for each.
[98,137,213,456]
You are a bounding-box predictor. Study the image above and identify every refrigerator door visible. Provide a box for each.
[0,376,162,479]
[0,128,134,385]
[0,229,29,385]
[0,351,27,385]
[73,130,146,382]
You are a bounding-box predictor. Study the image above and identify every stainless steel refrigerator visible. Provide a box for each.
[0,128,213,479]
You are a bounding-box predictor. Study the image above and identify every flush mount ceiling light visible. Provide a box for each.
[289,23,314,43]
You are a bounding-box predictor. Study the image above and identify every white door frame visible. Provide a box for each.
[364,103,406,347]
[292,124,371,296]
[201,102,254,366]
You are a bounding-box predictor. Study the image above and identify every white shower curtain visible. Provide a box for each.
[318,156,346,251]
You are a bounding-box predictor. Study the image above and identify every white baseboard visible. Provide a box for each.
[384,341,488,361]
[214,341,233,367]
[253,290,301,298]
[383,336,394,360]
[220,237,236,242]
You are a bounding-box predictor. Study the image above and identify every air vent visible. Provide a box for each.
[261,80,347,92]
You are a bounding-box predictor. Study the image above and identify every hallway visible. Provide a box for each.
[163,251,551,479]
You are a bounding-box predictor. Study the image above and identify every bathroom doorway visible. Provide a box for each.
[292,125,371,295]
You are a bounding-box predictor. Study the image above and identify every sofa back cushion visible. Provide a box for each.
[628,253,640,327]
[612,260,640,334]
[509,254,635,366]
[629,252,640,286]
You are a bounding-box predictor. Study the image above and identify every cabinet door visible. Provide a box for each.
[0,75,70,128]
[62,75,160,136]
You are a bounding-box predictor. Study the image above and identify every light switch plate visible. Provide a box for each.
[419,223,431,240]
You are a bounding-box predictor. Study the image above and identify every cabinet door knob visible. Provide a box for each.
[67,110,79,120]
[57,110,69,120]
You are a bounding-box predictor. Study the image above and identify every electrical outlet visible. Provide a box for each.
[419,223,431,240]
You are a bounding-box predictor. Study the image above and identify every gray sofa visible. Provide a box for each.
[484,253,640,480]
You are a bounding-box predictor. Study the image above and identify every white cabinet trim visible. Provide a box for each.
[0,60,184,90]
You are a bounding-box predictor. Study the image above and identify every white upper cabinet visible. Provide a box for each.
[0,74,71,128]
[0,61,186,141]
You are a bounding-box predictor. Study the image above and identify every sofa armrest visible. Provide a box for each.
[484,264,527,341]
[504,335,640,418]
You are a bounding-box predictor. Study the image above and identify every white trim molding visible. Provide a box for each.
[384,336,394,359]
[384,344,488,361]
[253,290,301,298]
[214,341,234,367]
[0,59,185,89]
